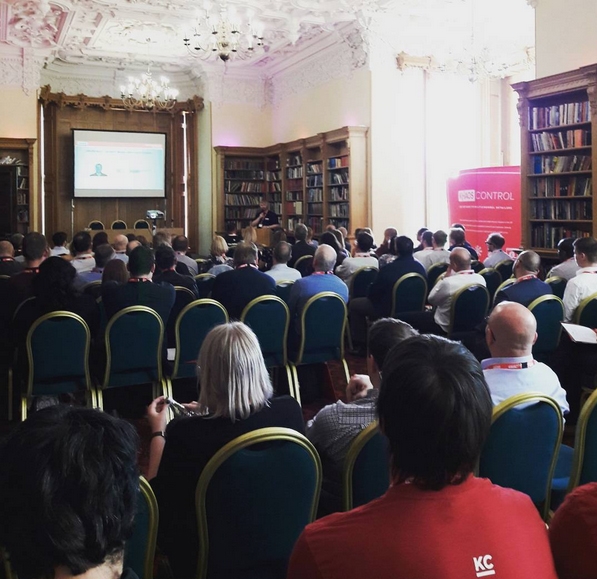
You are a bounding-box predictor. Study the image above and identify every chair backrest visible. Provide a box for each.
[479,393,563,520]
[568,388,597,490]
[495,259,514,281]
[293,291,347,366]
[134,219,150,230]
[426,262,449,291]
[194,273,216,298]
[83,280,103,299]
[448,283,489,335]
[573,291,597,327]
[545,276,567,299]
[123,477,158,579]
[26,311,92,397]
[111,219,127,229]
[171,299,229,380]
[471,259,484,273]
[391,273,427,317]
[195,428,321,579]
[350,266,378,299]
[528,295,564,354]
[293,255,313,277]
[342,421,390,512]
[275,280,295,304]
[478,267,502,302]
[167,286,197,347]
[493,277,516,302]
[241,295,289,368]
[102,306,164,389]
[88,220,104,230]
[195,258,209,274]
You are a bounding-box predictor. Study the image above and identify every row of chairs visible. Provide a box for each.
[88,219,150,230]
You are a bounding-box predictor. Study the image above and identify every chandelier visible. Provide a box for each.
[183,2,265,62]
[120,69,179,111]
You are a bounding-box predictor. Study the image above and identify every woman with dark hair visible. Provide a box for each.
[102,258,129,285]
[319,231,346,269]
[91,231,109,253]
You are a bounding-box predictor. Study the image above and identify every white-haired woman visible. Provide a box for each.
[147,322,304,578]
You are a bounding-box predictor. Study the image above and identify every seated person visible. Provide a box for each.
[152,245,199,298]
[75,243,115,288]
[49,231,69,257]
[205,234,233,275]
[288,335,558,579]
[563,236,597,322]
[448,226,479,260]
[147,322,304,578]
[172,234,199,275]
[306,318,418,510]
[546,237,579,281]
[483,232,514,268]
[264,241,302,283]
[288,223,315,267]
[71,231,96,273]
[0,239,23,276]
[0,405,140,579]
[335,231,378,287]
[483,301,569,417]
[375,227,398,258]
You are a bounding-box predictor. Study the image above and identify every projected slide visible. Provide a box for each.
[73,130,166,198]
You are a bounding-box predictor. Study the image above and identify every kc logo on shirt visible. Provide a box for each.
[473,554,495,577]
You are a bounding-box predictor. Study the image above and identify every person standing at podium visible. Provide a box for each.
[251,200,279,229]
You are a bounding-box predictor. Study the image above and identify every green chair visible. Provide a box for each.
[195,427,321,579]
[288,292,350,405]
[426,262,448,292]
[528,295,564,356]
[166,286,197,347]
[124,477,159,579]
[447,284,490,337]
[495,258,514,282]
[479,267,502,302]
[479,393,563,521]
[471,260,484,273]
[342,421,390,512]
[20,311,96,420]
[293,255,313,277]
[573,291,597,327]
[166,299,229,388]
[97,306,167,409]
[493,278,516,305]
[275,280,295,304]
[390,273,427,317]
[82,280,103,299]
[349,266,378,299]
[194,273,216,298]
[546,276,567,300]
[195,258,209,274]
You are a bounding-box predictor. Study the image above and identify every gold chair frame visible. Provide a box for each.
[528,294,564,347]
[567,387,597,492]
[572,290,597,324]
[194,427,322,579]
[292,254,313,272]
[447,283,489,336]
[349,266,378,297]
[136,476,159,579]
[390,273,427,318]
[493,278,517,304]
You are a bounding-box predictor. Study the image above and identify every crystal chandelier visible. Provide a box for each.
[183,2,265,62]
[120,69,179,111]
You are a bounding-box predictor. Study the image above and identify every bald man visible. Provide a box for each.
[483,301,568,416]
[112,234,129,264]
[494,250,552,307]
[0,240,23,276]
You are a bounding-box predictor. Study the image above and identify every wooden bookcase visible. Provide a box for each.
[214,126,368,236]
[513,65,597,258]
[0,138,35,237]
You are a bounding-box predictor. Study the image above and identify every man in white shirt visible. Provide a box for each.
[71,231,96,273]
[415,230,451,270]
[483,232,514,268]
[172,235,199,275]
[547,237,580,281]
[399,247,485,334]
[49,231,69,257]
[563,237,597,322]
[265,241,302,283]
[413,230,433,266]
[482,301,569,418]
[335,232,378,287]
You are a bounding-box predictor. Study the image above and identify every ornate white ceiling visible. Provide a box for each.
[0,0,535,96]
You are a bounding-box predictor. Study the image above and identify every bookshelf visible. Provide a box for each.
[513,66,597,257]
[0,138,35,236]
[215,126,368,237]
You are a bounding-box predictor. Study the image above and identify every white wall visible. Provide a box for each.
[535,0,597,77]
[0,88,37,137]
[211,101,272,148]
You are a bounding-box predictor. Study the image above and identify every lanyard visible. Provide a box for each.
[129,278,151,283]
[516,274,537,283]
[485,360,537,370]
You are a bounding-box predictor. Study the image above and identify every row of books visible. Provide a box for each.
[224,193,262,205]
[330,172,349,185]
[287,167,303,179]
[530,199,593,220]
[308,188,323,202]
[266,171,281,181]
[267,159,280,171]
[329,203,349,217]
[307,217,323,234]
[286,201,303,214]
[270,192,281,203]
[329,218,349,229]
[530,129,591,152]
[307,175,323,187]
[269,182,282,192]
[271,203,282,214]
[531,176,592,198]
[287,154,302,167]
[532,155,592,174]
[286,217,303,230]
[529,101,590,130]
[286,191,302,201]
[224,170,264,180]
[225,219,250,230]
[15,192,27,205]
[307,163,322,174]
[308,203,323,215]
[328,156,349,169]
[530,224,592,248]
[286,179,303,191]
[225,160,264,171]
[225,182,265,193]
[17,176,28,189]
[225,208,257,219]
[330,186,349,201]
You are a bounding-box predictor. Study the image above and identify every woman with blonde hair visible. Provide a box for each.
[147,322,303,578]
[205,234,233,275]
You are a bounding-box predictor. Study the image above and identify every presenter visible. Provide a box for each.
[91,163,107,176]
[251,201,279,229]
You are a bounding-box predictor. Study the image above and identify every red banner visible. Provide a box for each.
[447,166,521,262]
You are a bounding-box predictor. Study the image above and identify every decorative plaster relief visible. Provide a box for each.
[7,0,67,48]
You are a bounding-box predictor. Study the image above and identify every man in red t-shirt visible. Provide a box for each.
[287,335,558,579]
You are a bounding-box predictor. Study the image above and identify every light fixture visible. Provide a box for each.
[120,68,179,111]
[183,1,265,62]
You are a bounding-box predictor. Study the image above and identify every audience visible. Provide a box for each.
[172,234,198,275]
[375,227,397,258]
[71,231,96,273]
[288,223,315,267]
[264,241,301,282]
[547,237,579,281]
[206,235,234,275]
[0,406,140,579]
[112,234,129,264]
[412,226,429,253]
[484,232,513,268]
[449,226,479,260]
[147,322,304,578]
[102,258,129,285]
[377,234,398,268]
[412,230,434,265]
[287,335,558,579]
[419,229,451,269]
[319,231,347,269]
[335,231,378,286]
[153,245,199,298]
[91,231,109,253]
[563,236,597,322]
[76,243,115,287]
[49,231,69,257]
[0,240,22,276]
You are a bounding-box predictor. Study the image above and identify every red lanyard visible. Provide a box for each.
[129,278,151,283]
[485,360,537,370]
[516,274,537,283]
